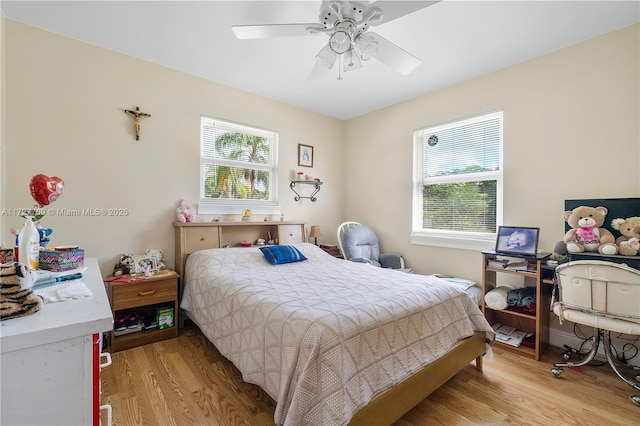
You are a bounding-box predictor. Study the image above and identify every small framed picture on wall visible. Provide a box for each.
[298,144,314,167]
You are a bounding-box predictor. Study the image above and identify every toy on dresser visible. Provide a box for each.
[112,254,134,277]
[0,262,42,321]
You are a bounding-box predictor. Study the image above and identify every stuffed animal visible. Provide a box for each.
[112,254,134,277]
[611,216,640,256]
[562,206,617,255]
[550,240,569,264]
[145,249,165,270]
[1,262,43,321]
[176,199,194,223]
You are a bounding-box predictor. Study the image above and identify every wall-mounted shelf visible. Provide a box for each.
[290,180,322,202]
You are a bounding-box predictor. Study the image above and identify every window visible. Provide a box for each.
[412,111,503,251]
[199,116,278,214]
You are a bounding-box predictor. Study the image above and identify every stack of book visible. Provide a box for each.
[492,323,533,347]
[488,259,533,272]
[320,244,343,258]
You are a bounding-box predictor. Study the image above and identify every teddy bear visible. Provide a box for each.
[112,254,134,277]
[176,199,194,223]
[145,249,166,270]
[611,216,640,256]
[562,205,617,255]
[1,262,43,321]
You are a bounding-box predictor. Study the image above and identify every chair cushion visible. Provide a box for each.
[553,303,640,335]
[342,225,381,267]
[259,245,307,265]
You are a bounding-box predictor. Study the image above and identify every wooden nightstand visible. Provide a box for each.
[105,269,179,352]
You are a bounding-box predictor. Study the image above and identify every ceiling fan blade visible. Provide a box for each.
[367,32,422,75]
[232,23,325,39]
[368,0,440,27]
[306,60,332,83]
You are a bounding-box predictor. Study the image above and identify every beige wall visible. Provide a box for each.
[345,23,640,282]
[2,20,344,276]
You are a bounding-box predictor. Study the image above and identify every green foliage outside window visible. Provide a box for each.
[203,132,271,201]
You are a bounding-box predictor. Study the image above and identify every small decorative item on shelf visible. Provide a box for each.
[314,178,321,182]
[240,241,252,247]
[176,199,194,223]
[296,171,304,181]
[241,209,252,222]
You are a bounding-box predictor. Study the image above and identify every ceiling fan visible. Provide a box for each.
[231,1,439,81]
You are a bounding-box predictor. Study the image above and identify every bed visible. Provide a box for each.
[180,242,494,425]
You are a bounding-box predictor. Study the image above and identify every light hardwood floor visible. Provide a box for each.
[101,322,640,425]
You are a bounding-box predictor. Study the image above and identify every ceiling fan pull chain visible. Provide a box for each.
[338,54,343,80]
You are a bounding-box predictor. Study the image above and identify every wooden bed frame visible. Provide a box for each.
[174,221,488,424]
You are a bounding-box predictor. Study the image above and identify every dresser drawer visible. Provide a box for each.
[183,226,220,253]
[111,279,176,311]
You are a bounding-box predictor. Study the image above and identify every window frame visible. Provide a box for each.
[198,115,280,215]
[411,110,504,251]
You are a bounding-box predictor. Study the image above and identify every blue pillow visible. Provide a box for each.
[259,245,307,265]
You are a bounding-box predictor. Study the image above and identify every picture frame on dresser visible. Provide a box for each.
[495,226,539,256]
[130,254,157,275]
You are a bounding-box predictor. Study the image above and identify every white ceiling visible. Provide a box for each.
[2,1,639,120]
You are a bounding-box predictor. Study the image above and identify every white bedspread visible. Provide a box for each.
[181,243,493,426]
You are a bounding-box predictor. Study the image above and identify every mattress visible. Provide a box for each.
[181,243,493,426]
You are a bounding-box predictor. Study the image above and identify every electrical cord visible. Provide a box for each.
[567,324,640,368]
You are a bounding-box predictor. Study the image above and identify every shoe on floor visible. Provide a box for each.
[115,314,127,331]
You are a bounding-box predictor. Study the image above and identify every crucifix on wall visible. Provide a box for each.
[124,106,151,141]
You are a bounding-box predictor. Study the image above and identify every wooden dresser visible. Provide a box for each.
[174,221,306,326]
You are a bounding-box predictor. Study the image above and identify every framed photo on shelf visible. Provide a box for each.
[131,254,157,275]
[298,144,314,167]
[495,226,540,256]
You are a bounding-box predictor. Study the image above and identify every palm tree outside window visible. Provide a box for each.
[200,116,278,213]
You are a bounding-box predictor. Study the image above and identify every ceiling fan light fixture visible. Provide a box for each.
[316,43,337,69]
[329,29,352,54]
[355,33,378,61]
[343,49,362,72]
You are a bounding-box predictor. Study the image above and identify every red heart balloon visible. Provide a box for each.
[30,174,64,207]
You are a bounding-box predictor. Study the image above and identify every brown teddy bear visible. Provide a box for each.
[611,216,640,256]
[562,205,617,255]
[112,254,134,277]
[1,262,43,321]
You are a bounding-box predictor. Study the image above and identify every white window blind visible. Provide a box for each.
[200,116,278,211]
[412,111,503,250]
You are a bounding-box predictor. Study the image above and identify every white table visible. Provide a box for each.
[0,257,113,425]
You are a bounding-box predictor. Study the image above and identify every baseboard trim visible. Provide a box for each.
[549,327,607,361]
